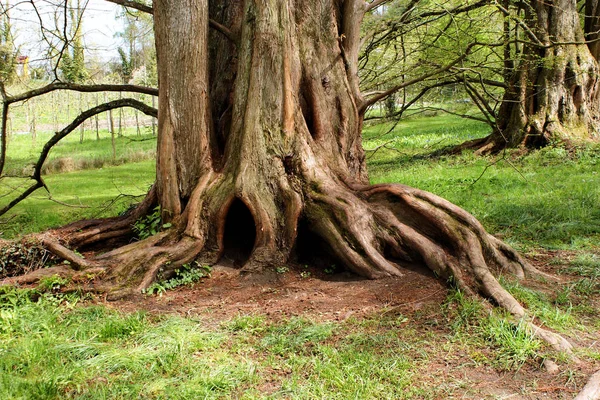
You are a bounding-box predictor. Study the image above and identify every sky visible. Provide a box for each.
[10,0,126,65]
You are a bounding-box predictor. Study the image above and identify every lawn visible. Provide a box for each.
[0,114,599,399]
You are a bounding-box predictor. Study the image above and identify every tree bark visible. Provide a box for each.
[469,0,600,153]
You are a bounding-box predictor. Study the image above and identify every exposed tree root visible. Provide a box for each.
[575,370,600,400]
[0,179,575,357]
[54,185,157,249]
[305,181,573,354]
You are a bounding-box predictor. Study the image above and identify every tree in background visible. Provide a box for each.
[115,9,156,85]
[0,0,16,84]
[59,0,88,83]
[460,0,600,152]
[358,0,505,127]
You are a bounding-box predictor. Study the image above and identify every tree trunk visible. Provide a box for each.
[4,0,573,351]
[471,0,600,153]
[585,0,600,61]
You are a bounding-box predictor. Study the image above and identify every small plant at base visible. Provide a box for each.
[132,206,173,240]
[482,314,542,371]
[300,271,311,279]
[443,288,484,331]
[144,262,210,295]
[38,275,70,292]
[276,266,289,274]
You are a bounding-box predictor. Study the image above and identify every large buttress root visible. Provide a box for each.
[305,180,572,353]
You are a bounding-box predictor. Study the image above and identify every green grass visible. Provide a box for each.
[364,115,600,249]
[4,128,156,175]
[0,160,155,238]
[1,113,599,398]
[0,287,430,399]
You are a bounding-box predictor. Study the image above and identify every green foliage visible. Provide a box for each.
[0,42,15,83]
[38,275,70,292]
[144,262,211,295]
[59,3,88,83]
[132,206,172,240]
[117,47,133,82]
[0,285,37,309]
[0,11,16,84]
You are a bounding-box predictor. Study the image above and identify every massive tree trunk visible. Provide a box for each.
[470,0,600,153]
[1,0,571,351]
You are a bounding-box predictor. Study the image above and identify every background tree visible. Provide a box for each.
[59,0,88,83]
[359,0,506,129]
[461,0,600,152]
[114,9,155,84]
[0,0,16,84]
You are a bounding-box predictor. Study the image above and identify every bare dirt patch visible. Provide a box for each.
[108,261,448,322]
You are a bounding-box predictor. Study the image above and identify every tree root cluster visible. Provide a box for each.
[0,180,580,361]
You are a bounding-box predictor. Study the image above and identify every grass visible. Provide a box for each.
[4,127,157,176]
[0,160,155,238]
[0,113,599,398]
[0,287,430,399]
[364,115,600,249]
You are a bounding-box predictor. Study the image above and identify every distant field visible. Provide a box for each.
[5,81,156,137]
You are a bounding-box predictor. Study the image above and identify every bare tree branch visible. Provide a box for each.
[6,83,158,105]
[365,0,393,13]
[104,0,152,14]
[209,19,237,43]
[360,42,480,112]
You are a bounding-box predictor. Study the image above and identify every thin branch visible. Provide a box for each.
[104,0,152,14]
[0,83,8,176]
[104,0,238,44]
[209,19,237,43]
[6,82,158,105]
[365,139,407,159]
[360,42,480,112]
[46,194,90,208]
[365,0,392,13]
